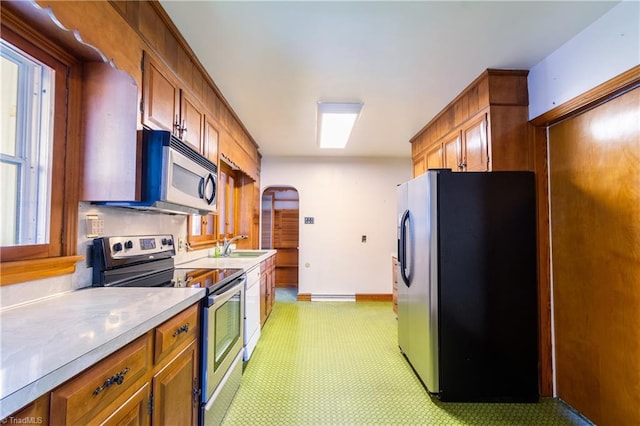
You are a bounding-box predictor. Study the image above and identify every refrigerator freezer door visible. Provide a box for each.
[406,172,439,393]
[397,182,410,356]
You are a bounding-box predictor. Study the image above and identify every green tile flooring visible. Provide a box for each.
[222,289,591,425]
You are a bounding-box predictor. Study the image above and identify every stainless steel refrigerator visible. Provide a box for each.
[397,169,538,402]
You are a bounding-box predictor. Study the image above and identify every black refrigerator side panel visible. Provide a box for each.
[437,171,538,402]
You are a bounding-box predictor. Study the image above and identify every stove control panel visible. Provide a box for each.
[94,235,176,266]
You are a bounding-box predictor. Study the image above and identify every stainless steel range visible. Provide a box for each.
[92,235,246,425]
[172,266,245,426]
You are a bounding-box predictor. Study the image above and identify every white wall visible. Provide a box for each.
[528,1,639,119]
[260,157,411,296]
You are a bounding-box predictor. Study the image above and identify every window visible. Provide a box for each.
[0,21,81,285]
[1,39,54,247]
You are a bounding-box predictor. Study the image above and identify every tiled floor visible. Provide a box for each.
[223,290,591,425]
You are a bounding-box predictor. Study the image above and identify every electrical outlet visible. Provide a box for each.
[361,235,367,243]
[86,215,104,238]
[178,237,185,252]
[304,217,314,224]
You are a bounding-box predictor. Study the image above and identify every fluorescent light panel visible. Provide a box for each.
[317,102,363,149]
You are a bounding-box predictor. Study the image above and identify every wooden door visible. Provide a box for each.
[442,131,463,172]
[101,383,150,426]
[443,131,462,171]
[425,143,443,170]
[142,53,179,134]
[549,87,640,425]
[274,209,299,287]
[152,341,198,426]
[204,117,219,165]
[462,113,489,171]
[412,154,426,177]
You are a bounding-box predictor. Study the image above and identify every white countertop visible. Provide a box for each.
[0,286,205,418]
[176,249,277,270]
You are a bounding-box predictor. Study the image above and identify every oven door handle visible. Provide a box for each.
[208,277,246,307]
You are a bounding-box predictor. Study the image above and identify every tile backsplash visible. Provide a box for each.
[1,202,204,308]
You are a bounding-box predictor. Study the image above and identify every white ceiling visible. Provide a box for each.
[159,1,619,159]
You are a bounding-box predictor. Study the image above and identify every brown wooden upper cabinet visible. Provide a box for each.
[142,51,205,154]
[411,69,530,176]
[438,114,489,172]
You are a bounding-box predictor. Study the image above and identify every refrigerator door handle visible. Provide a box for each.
[400,209,411,286]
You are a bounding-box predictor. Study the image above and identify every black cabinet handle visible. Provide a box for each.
[93,367,130,396]
[173,322,190,338]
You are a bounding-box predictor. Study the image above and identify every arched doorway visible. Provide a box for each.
[261,186,299,299]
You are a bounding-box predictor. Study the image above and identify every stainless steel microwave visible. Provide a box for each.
[96,129,217,215]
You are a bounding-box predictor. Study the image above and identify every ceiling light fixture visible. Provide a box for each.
[317,102,363,149]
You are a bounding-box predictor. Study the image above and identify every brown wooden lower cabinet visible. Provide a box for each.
[5,304,200,426]
[100,382,150,426]
[151,341,199,426]
[260,254,276,326]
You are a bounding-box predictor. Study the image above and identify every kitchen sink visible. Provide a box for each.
[227,250,268,258]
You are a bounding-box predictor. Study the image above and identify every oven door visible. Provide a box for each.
[201,277,245,404]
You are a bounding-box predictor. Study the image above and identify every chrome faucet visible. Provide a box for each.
[222,235,248,256]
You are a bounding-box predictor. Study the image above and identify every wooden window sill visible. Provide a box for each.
[1,256,84,286]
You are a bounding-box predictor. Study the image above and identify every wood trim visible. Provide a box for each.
[355,294,393,302]
[410,69,529,143]
[531,65,640,126]
[532,125,553,397]
[0,10,80,270]
[297,293,312,302]
[295,294,394,302]
[0,256,84,286]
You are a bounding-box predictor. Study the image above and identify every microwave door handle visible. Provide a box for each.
[204,173,216,205]
[400,209,411,287]
[198,176,205,200]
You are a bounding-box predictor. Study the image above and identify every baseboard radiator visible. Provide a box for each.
[310,294,356,302]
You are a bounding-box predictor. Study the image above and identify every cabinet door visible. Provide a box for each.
[204,117,219,165]
[180,91,204,153]
[443,131,462,172]
[463,113,489,171]
[412,154,426,177]
[100,383,150,426]
[142,53,179,134]
[188,214,217,248]
[152,341,198,426]
[260,265,267,326]
[425,143,443,170]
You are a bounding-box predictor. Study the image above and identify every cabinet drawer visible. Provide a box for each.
[154,304,199,364]
[50,333,150,425]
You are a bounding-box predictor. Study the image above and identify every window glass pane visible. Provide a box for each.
[0,162,19,245]
[0,39,54,247]
[205,213,214,235]
[191,214,202,236]
[1,56,18,156]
